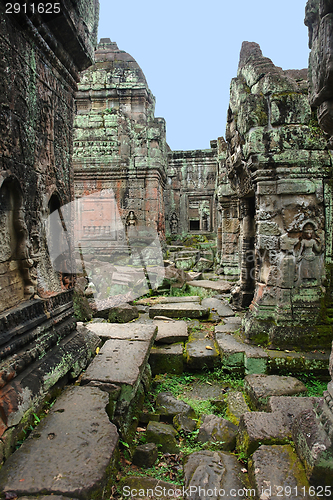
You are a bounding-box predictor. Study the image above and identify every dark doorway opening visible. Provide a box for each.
[190,220,200,231]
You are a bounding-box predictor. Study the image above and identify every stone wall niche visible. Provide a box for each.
[0,178,34,313]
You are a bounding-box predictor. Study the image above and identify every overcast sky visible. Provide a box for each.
[98,0,310,151]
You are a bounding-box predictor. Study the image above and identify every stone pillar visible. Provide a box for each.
[235,198,255,308]
[218,199,240,277]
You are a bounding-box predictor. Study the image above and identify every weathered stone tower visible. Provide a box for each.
[0,0,99,461]
[73,38,168,241]
[218,41,332,350]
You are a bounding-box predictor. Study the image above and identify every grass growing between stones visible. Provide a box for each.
[113,368,246,494]
[298,374,328,396]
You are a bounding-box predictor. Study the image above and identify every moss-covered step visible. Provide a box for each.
[184,331,220,371]
[216,332,268,375]
[249,445,313,496]
[0,386,119,499]
[267,349,330,378]
[149,302,209,319]
[225,391,251,425]
[149,343,184,375]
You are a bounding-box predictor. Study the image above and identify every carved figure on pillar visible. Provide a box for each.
[126,210,137,228]
[170,213,178,234]
[294,220,323,284]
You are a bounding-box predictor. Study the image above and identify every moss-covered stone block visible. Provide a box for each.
[149,344,184,375]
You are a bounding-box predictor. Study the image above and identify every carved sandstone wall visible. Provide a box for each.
[220,41,332,350]
[0,0,99,462]
[73,38,168,241]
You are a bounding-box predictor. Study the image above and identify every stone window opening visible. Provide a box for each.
[190,220,200,231]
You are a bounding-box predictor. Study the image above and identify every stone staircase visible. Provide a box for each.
[0,293,332,497]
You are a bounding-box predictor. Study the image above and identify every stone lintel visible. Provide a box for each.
[277,179,316,195]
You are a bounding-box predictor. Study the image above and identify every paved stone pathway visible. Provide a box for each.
[0,289,330,497]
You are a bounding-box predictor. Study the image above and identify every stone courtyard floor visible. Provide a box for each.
[0,273,331,498]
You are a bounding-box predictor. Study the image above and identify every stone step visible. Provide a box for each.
[215,332,329,377]
[80,323,156,441]
[216,332,268,374]
[266,348,330,377]
[201,297,235,317]
[267,396,322,429]
[215,316,242,333]
[154,319,188,343]
[158,296,201,303]
[237,410,291,456]
[83,322,156,342]
[149,343,184,375]
[244,374,307,410]
[249,445,313,497]
[184,334,220,370]
[183,450,245,500]
[0,386,119,499]
[81,324,156,402]
[149,302,210,319]
[225,391,251,425]
[186,280,233,295]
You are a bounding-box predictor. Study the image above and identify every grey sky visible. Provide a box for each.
[98,0,310,151]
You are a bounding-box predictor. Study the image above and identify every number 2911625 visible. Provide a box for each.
[5,3,60,14]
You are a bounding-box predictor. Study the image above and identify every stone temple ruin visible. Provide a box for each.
[1,0,333,495]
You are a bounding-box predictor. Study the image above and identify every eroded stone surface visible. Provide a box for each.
[201,298,235,317]
[83,322,157,342]
[197,414,238,451]
[155,392,195,421]
[237,411,290,456]
[249,445,312,499]
[218,40,332,349]
[149,302,209,319]
[186,280,232,293]
[183,450,244,500]
[149,343,184,375]
[0,387,119,499]
[184,338,220,371]
[146,421,179,454]
[268,396,322,430]
[81,334,155,402]
[132,443,158,468]
[225,391,251,425]
[154,319,188,343]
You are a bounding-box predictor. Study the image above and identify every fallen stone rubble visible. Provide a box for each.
[0,293,332,498]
